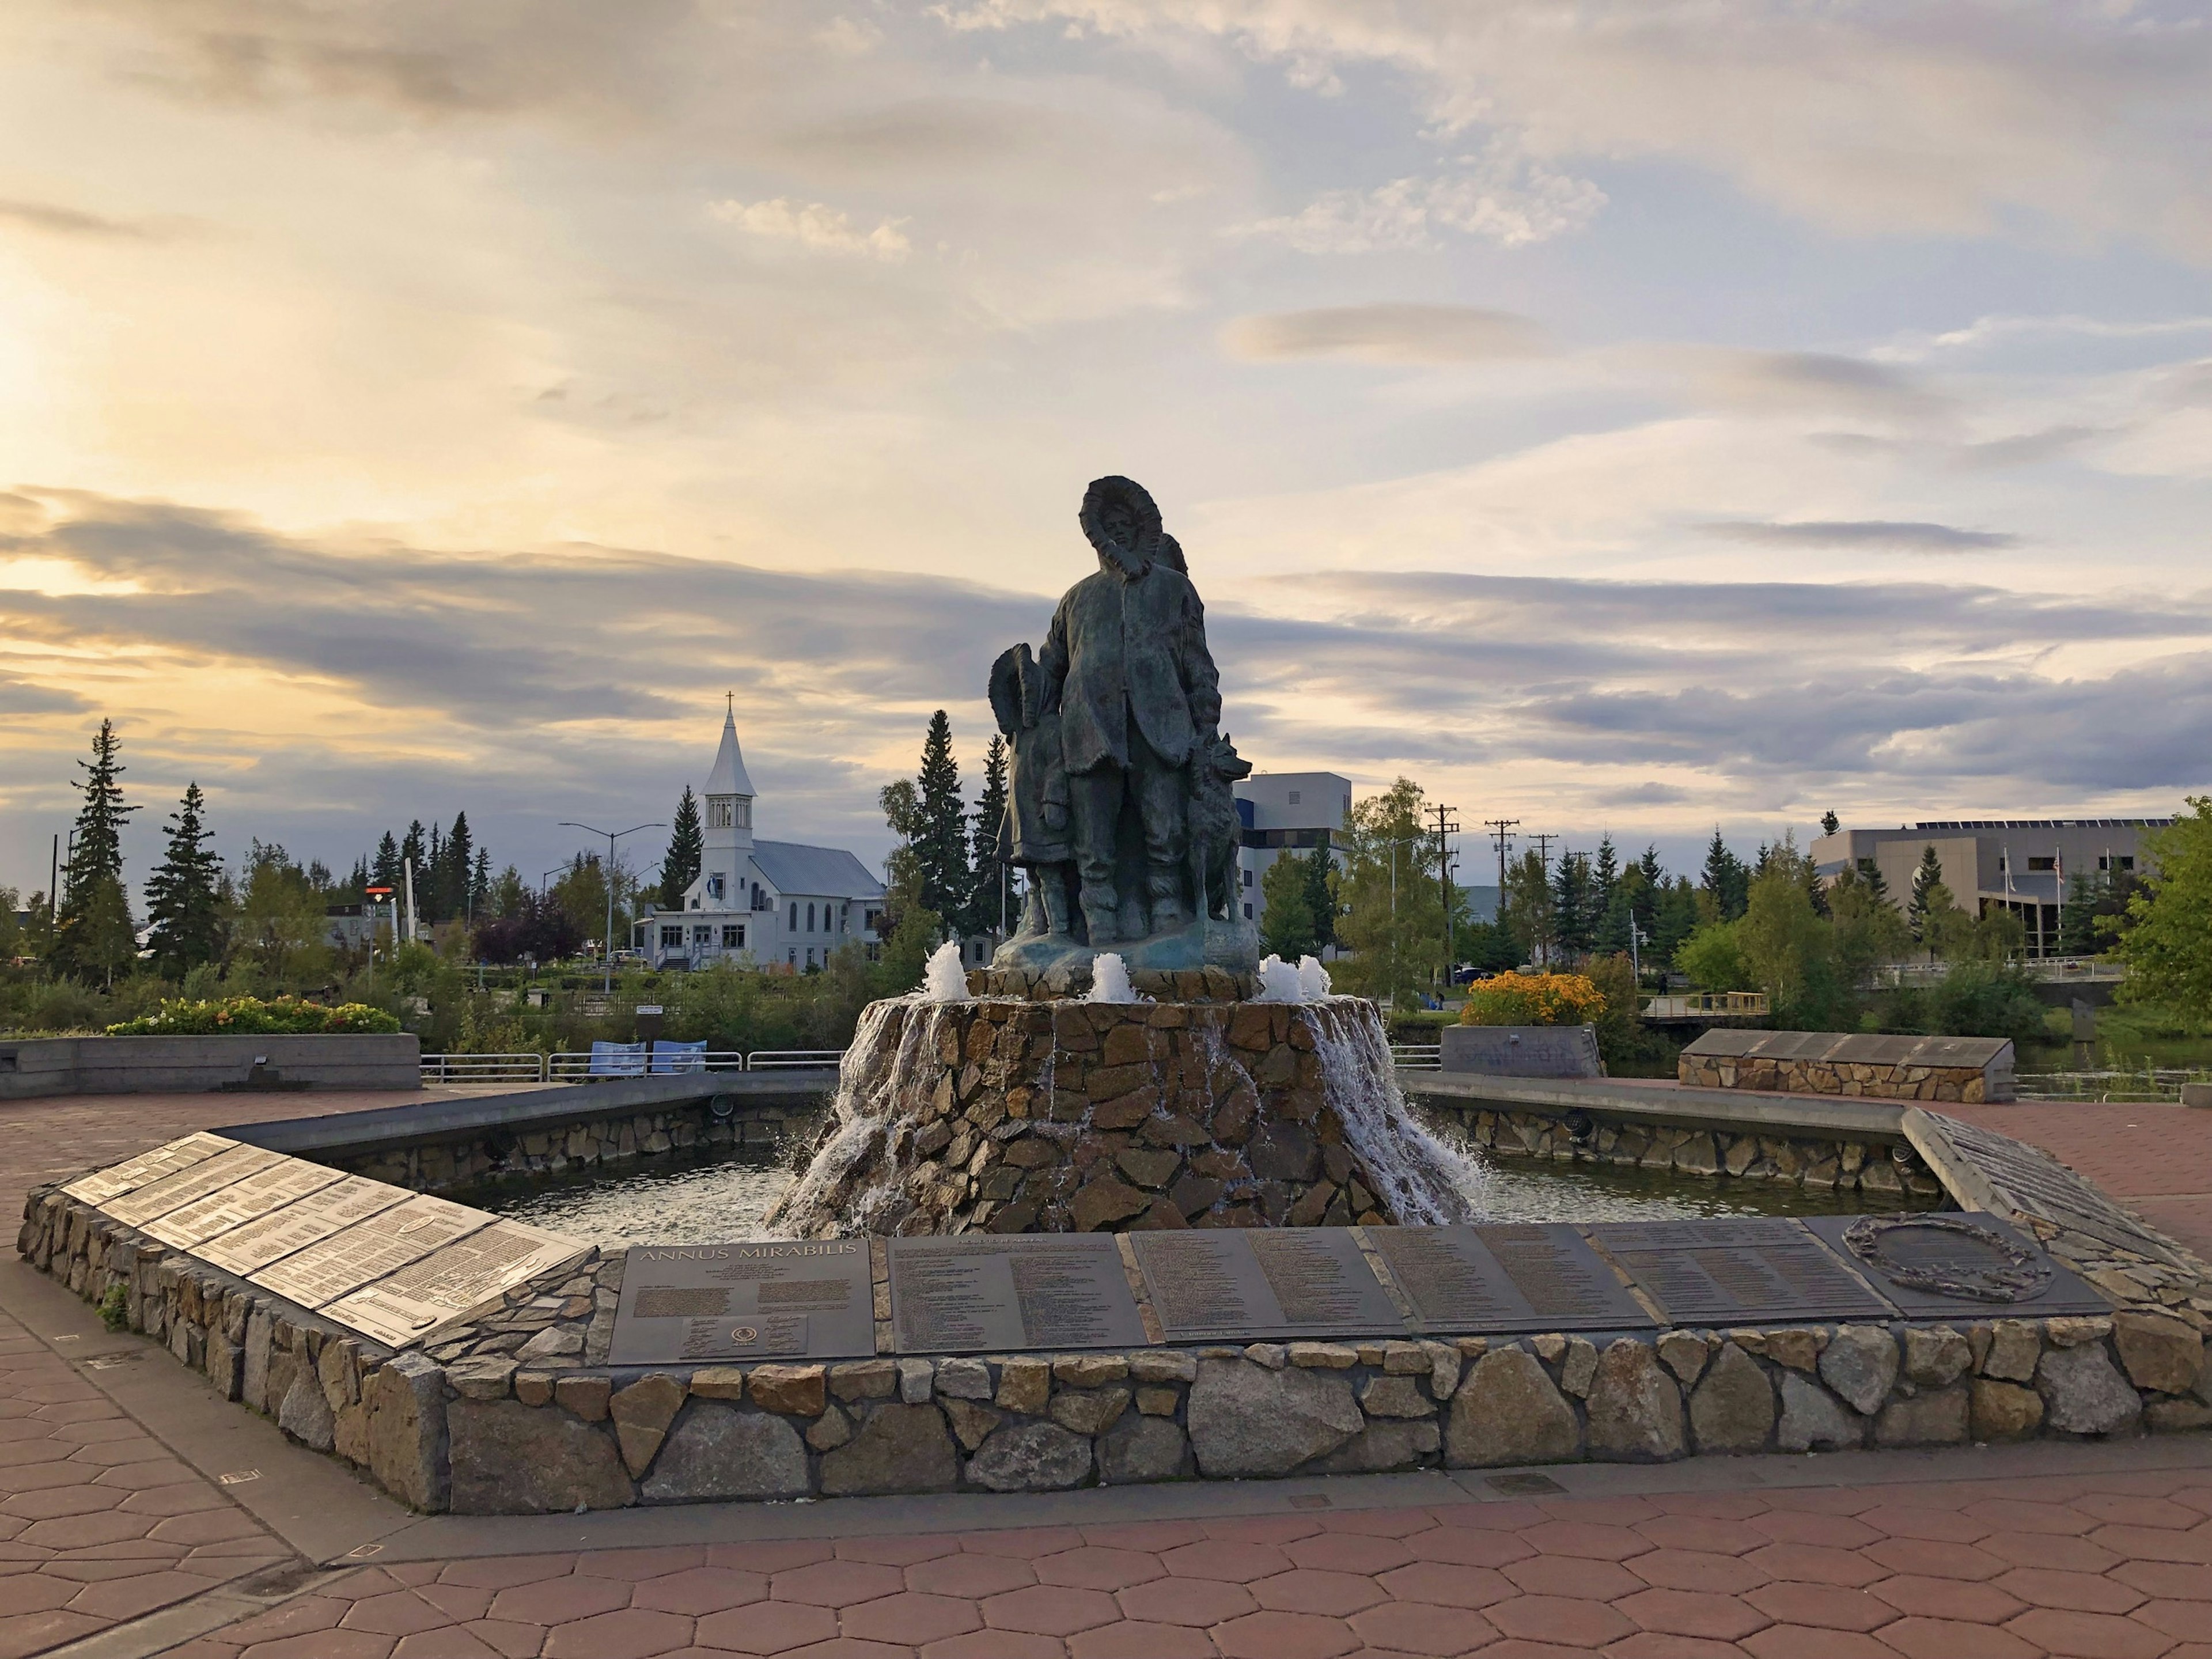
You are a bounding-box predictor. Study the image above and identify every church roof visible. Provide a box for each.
[752,840,885,900]
[706,709,756,797]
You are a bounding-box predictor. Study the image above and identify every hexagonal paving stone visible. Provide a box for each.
[905,1555,1036,1601]
[1019,1548,1156,1593]
[694,1599,837,1654]
[840,1591,982,1645]
[1249,1569,1386,1618]
[1282,1532,1415,1575]
[763,1559,904,1610]
[1374,1561,1514,1612]
[1744,1581,1899,1633]
[1211,1608,1358,1659]
[632,1566,770,1615]
[487,1574,630,1627]
[1348,1600,1499,1657]
[979,1585,1121,1636]
[540,1608,694,1659]
[1485,1593,1636,1647]
[1157,1541,1292,1584]
[1616,1586,1772,1642]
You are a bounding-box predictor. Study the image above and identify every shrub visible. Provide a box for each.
[107,995,402,1036]
[1459,971,1607,1027]
[1922,962,2050,1048]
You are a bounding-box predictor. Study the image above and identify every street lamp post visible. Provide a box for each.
[559,821,665,994]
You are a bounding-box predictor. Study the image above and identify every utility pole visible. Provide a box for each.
[1530,832,1556,873]
[560,821,665,994]
[1427,802,1461,983]
[1484,819,1518,898]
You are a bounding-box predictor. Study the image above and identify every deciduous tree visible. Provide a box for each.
[2114,799,2212,1016]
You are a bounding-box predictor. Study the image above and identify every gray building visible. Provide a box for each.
[1812,818,2167,958]
[1233,771,1352,926]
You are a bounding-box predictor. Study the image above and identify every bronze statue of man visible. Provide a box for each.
[1038,476,1222,945]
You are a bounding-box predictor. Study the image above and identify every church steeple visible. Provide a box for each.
[704,698,754,856]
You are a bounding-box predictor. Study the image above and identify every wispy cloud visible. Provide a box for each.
[0,199,161,240]
[1699,520,2020,554]
[1221,304,1548,363]
[1236,139,1604,252]
[707,197,911,261]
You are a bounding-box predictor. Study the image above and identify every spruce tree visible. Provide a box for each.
[914,711,971,930]
[660,786,703,908]
[971,736,1010,934]
[1305,847,1337,949]
[441,813,474,921]
[1907,844,1945,940]
[53,719,138,982]
[372,832,402,890]
[1700,830,1749,921]
[1552,851,1593,955]
[469,847,492,920]
[1855,855,1892,908]
[1821,810,1842,836]
[145,782,224,976]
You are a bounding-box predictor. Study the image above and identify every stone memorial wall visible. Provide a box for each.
[1680,1029,2015,1103]
[20,1093,2212,1516]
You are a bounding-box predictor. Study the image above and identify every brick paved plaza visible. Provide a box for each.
[2,1087,2206,1659]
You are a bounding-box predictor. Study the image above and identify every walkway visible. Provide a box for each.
[0,1085,2203,1658]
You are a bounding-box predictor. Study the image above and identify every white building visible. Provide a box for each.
[634,710,886,972]
[1233,771,1353,923]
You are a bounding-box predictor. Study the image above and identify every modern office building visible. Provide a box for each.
[1810,818,2168,958]
[1233,771,1353,925]
[634,709,884,972]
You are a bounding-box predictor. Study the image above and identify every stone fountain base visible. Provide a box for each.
[771,994,1470,1238]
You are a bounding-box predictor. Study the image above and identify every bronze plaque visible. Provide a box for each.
[198,1176,414,1276]
[104,1146,282,1226]
[609,1240,876,1363]
[1369,1224,1654,1334]
[889,1235,1147,1354]
[64,1133,238,1206]
[1589,1218,1891,1325]
[1130,1228,1405,1342]
[251,1194,488,1310]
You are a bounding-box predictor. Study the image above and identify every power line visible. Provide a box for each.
[1427,802,1461,978]
[1530,832,1557,873]
[1484,819,1518,904]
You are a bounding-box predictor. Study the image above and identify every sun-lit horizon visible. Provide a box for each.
[5,2,2209,897]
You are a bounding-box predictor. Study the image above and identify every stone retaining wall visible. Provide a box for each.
[20,1185,2211,1514]
[1679,1030,2014,1104]
[0,1033,421,1100]
[970,966,1255,1003]
[332,1099,815,1195]
[1436,1106,1947,1200]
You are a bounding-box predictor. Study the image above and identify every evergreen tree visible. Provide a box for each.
[426,821,445,921]
[1855,855,1892,908]
[1907,844,1945,941]
[372,832,402,890]
[1637,844,1665,892]
[400,820,427,880]
[470,847,492,919]
[145,782,224,976]
[913,711,971,929]
[1700,830,1750,921]
[1259,852,1318,959]
[442,813,475,921]
[1652,875,1702,967]
[971,736,1011,935]
[346,856,371,897]
[1552,851,1593,955]
[53,719,138,982]
[1821,810,1842,836]
[660,786,703,908]
[1305,847,1337,950]
[1592,836,1619,918]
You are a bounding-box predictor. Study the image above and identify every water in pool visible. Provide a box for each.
[463,1135,1935,1248]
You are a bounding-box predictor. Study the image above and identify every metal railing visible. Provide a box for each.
[422,1050,845,1084]
[2016,1069,2207,1104]
[1641,990,1770,1020]
[1391,1044,1443,1070]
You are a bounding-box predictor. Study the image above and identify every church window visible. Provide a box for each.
[660,925,683,948]
[737,797,752,829]
[723,924,744,948]
[807,903,816,931]
[787,947,797,965]
[806,948,817,969]
[709,797,734,829]
[707,874,724,901]
[789,901,798,930]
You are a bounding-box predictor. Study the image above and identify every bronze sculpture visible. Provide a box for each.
[991,476,1260,981]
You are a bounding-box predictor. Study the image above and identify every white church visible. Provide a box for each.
[632,709,886,972]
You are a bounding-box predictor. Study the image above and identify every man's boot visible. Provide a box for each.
[1080,882,1119,945]
[1040,872,1073,937]
[1146,865,1186,933]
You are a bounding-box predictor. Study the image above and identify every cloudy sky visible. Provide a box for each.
[3,1,2209,899]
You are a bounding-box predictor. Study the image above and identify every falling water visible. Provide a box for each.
[1299,998,1482,1225]
[766,995,964,1238]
